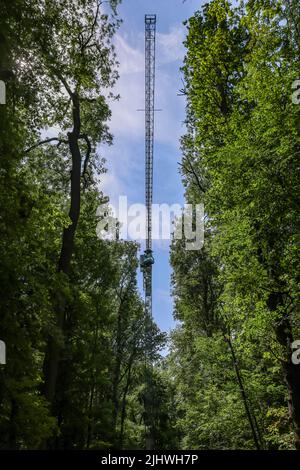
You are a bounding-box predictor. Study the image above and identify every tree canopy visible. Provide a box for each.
[1,0,300,451]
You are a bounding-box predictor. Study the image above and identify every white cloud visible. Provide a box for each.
[108,23,187,147]
[99,170,125,207]
[114,33,144,75]
[114,22,186,75]
[100,21,187,229]
[156,24,186,65]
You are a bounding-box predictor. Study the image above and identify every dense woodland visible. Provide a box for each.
[1,0,300,450]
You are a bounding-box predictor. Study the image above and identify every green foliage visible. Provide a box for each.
[169,0,300,450]
[2,0,300,451]
[0,0,166,450]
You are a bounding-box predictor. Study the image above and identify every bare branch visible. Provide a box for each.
[81,3,101,51]
[178,156,206,193]
[48,66,74,98]
[25,137,67,153]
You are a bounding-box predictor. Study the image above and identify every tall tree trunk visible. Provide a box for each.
[112,304,123,434]
[256,225,300,449]
[8,399,18,450]
[86,325,99,449]
[119,357,134,449]
[86,385,95,449]
[267,291,300,449]
[43,92,82,407]
[227,336,261,450]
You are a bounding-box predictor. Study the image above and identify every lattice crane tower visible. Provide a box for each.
[140,14,156,317]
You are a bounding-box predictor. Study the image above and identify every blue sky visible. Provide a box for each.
[101,0,205,335]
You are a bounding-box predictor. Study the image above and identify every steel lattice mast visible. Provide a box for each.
[139,14,157,450]
[140,14,156,317]
[145,14,156,254]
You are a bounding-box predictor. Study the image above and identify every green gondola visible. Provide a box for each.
[140,250,154,270]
